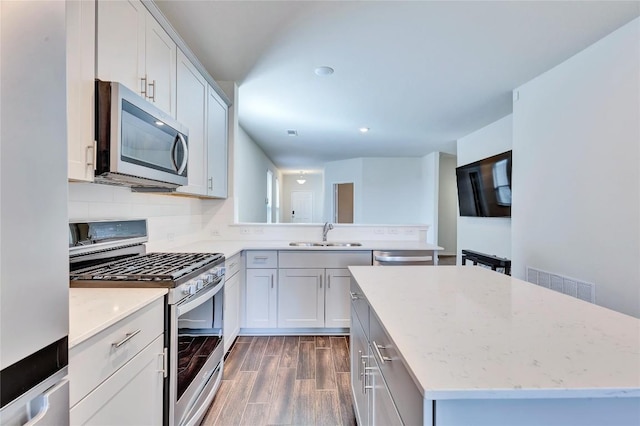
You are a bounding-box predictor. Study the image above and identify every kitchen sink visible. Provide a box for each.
[288,241,362,247]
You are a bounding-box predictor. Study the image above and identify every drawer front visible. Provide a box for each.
[369,310,423,426]
[69,297,165,407]
[225,253,241,278]
[349,278,369,339]
[245,251,278,268]
[70,334,164,425]
[279,250,371,268]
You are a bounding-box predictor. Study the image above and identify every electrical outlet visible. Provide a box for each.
[404,228,416,235]
[210,229,220,237]
[388,228,399,235]
[241,228,250,235]
[167,232,175,242]
[374,228,385,235]
[253,228,264,234]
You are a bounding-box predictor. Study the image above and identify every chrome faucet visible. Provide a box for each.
[322,222,334,241]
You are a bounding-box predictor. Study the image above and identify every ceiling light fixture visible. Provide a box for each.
[296,171,306,185]
[359,127,370,133]
[314,66,334,76]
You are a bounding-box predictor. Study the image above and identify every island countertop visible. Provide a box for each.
[348,265,640,400]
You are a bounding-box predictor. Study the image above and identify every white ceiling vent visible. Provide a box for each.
[287,130,298,136]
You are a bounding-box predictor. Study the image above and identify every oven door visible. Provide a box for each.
[170,279,224,426]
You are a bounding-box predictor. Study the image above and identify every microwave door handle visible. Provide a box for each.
[176,133,188,175]
[170,135,180,172]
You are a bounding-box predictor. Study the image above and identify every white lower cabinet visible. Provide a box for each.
[277,268,352,328]
[223,254,241,352]
[70,335,164,425]
[325,269,352,327]
[278,268,324,328]
[69,297,165,425]
[245,268,277,328]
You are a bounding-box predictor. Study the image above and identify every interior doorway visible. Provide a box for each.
[291,191,313,223]
[334,183,354,223]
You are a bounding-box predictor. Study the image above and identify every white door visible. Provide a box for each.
[291,191,313,223]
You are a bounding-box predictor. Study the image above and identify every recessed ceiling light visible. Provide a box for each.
[314,66,334,76]
[155,121,164,126]
[359,127,370,133]
[287,130,298,136]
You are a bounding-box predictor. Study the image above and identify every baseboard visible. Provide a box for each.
[239,328,349,336]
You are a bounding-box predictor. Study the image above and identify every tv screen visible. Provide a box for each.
[456,150,512,217]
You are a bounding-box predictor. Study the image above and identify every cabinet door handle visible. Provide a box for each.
[319,275,323,289]
[158,347,168,378]
[327,275,331,288]
[271,274,274,288]
[112,329,141,348]
[140,75,148,97]
[148,79,156,102]
[208,177,213,190]
[349,292,360,301]
[372,340,392,363]
[357,350,363,377]
[361,360,367,394]
[85,144,95,167]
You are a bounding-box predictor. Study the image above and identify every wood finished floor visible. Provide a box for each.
[201,336,356,426]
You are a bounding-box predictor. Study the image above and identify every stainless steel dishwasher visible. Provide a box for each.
[372,250,437,266]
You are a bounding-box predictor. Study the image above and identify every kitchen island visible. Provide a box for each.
[348,265,640,425]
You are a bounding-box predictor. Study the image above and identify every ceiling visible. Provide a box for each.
[155,1,640,171]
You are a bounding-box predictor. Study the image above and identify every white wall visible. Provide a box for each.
[324,157,429,225]
[512,18,640,318]
[422,152,439,244]
[361,158,426,224]
[281,172,324,223]
[438,153,458,255]
[235,125,280,223]
[456,115,513,263]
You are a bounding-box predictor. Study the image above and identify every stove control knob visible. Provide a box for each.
[183,284,196,295]
[196,279,204,290]
[205,274,214,284]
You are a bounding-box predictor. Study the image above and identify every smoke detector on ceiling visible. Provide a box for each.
[314,66,334,76]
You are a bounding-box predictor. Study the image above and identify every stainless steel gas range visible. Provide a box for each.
[69,219,224,426]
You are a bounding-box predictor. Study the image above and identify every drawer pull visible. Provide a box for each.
[372,340,392,363]
[112,329,141,348]
[364,366,375,394]
[254,256,268,260]
[349,292,360,301]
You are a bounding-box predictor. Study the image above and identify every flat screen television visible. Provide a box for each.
[456,150,512,217]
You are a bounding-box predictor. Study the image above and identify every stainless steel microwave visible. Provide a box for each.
[95,80,188,189]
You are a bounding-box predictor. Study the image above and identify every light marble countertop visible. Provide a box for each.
[69,288,167,349]
[348,265,640,400]
[166,240,443,259]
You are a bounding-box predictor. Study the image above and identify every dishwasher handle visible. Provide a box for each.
[374,255,432,263]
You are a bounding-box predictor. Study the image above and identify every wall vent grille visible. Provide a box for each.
[526,266,595,304]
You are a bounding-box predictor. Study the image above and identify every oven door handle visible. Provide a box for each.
[177,280,223,317]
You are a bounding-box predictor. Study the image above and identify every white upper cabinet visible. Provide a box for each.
[175,49,208,196]
[206,86,229,198]
[144,16,176,116]
[67,0,96,182]
[96,0,176,117]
